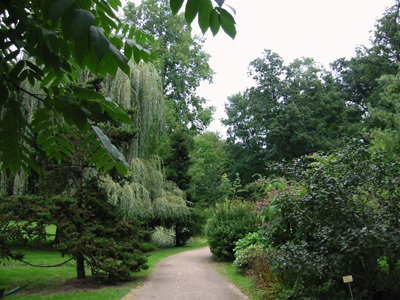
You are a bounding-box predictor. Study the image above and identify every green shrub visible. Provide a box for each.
[262,141,400,299]
[151,226,176,248]
[205,201,258,261]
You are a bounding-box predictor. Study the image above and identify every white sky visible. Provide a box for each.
[128,0,396,136]
[194,0,395,136]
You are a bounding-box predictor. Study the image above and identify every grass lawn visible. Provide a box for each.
[1,242,208,300]
[211,261,265,300]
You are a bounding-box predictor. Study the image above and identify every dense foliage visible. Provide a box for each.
[124,0,216,133]
[237,142,400,299]
[222,2,400,185]
[0,0,151,175]
[189,132,232,206]
[369,67,400,160]
[205,201,258,261]
[0,194,148,280]
[4,1,400,298]
[0,0,236,175]
[223,51,364,183]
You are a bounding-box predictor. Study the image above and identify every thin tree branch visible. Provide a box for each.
[7,77,46,102]
[19,257,74,267]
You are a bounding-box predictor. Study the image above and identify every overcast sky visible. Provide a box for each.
[193,0,395,136]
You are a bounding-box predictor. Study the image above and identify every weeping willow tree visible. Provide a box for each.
[92,64,191,225]
[0,61,165,195]
[101,156,190,222]
[101,61,165,160]
[1,59,191,278]
[1,58,192,241]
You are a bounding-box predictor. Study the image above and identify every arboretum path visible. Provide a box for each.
[121,246,249,300]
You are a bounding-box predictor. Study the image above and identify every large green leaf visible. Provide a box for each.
[103,161,116,172]
[10,60,25,79]
[109,0,121,11]
[89,26,110,60]
[49,0,74,20]
[36,129,53,144]
[92,126,128,167]
[80,132,96,148]
[170,0,185,15]
[210,9,220,36]
[100,97,133,125]
[58,100,89,130]
[97,1,118,25]
[96,154,111,169]
[89,148,107,166]
[109,43,129,75]
[218,8,236,39]
[71,9,94,63]
[185,0,200,25]
[71,9,95,38]
[116,162,128,175]
[84,140,102,157]
[72,86,105,100]
[198,0,213,34]
[98,50,119,77]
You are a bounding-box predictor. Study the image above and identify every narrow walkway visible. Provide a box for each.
[122,246,249,300]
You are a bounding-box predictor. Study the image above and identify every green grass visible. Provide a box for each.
[212,261,265,300]
[1,242,208,300]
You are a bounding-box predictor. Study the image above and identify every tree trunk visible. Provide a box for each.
[52,226,61,245]
[175,222,184,247]
[76,254,86,279]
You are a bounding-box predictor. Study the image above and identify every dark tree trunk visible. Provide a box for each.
[52,226,61,245]
[175,222,185,247]
[75,154,86,280]
[76,254,86,279]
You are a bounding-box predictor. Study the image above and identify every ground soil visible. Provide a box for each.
[121,246,249,300]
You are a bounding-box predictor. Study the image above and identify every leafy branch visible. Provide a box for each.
[170,0,237,37]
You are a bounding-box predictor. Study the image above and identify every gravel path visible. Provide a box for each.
[121,246,249,300]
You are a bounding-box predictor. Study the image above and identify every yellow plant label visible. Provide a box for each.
[343,275,353,283]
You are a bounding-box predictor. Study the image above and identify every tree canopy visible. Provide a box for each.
[0,0,236,175]
[223,50,364,183]
[124,0,216,133]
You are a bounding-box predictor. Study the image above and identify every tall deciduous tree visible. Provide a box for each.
[123,0,215,132]
[223,50,363,183]
[369,70,400,160]
[165,126,193,194]
[331,1,400,128]
[163,126,193,246]
[189,132,231,206]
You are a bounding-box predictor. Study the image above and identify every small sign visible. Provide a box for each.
[343,275,353,283]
